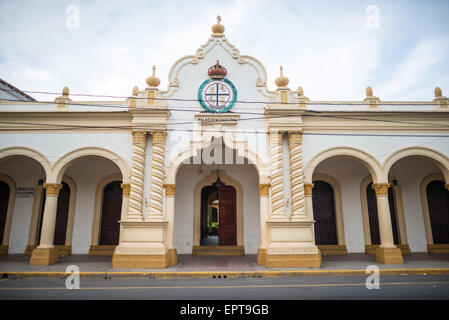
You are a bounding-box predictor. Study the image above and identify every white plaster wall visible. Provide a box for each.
[64,157,121,254]
[302,134,449,166]
[174,163,260,254]
[390,157,440,252]
[0,157,43,253]
[0,133,133,169]
[314,157,370,253]
[164,42,271,169]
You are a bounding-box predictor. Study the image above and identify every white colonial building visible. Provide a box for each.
[0,19,448,268]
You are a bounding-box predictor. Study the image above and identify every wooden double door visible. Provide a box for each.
[201,184,237,246]
[0,181,10,245]
[312,180,338,245]
[427,180,449,244]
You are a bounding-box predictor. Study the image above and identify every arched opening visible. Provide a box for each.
[426,180,449,245]
[0,151,49,255]
[383,150,449,253]
[305,151,382,254]
[312,180,338,246]
[173,137,260,256]
[99,181,123,246]
[51,148,128,255]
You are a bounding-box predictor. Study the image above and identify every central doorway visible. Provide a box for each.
[200,179,237,246]
[192,171,244,256]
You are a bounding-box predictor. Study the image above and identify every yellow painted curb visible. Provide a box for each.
[0,268,449,279]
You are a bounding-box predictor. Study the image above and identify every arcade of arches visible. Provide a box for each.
[0,145,448,268]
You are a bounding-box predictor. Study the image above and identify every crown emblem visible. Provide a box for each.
[208,60,227,79]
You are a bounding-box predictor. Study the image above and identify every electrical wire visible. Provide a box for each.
[2,98,449,129]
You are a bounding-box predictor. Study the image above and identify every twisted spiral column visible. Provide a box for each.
[269,131,285,217]
[128,131,147,220]
[148,131,167,218]
[288,131,306,218]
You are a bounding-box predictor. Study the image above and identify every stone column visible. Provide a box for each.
[257,184,270,266]
[120,184,130,221]
[128,131,147,221]
[29,183,62,266]
[269,130,285,218]
[148,131,167,218]
[164,183,177,266]
[372,183,404,264]
[288,131,306,219]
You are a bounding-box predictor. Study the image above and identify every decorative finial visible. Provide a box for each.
[212,15,225,35]
[366,86,373,97]
[62,86,69,97]
[275,65,289,88]
[146,65,160,88]
[297,86,304,96]
[132,86,139,96]
[434,87,442,98]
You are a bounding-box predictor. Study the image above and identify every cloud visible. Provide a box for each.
[376,37,449,100]
[0,0,448,101]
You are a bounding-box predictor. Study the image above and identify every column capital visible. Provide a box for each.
[164,184,176,196]
[259,184,270,196]
[43,183,62,196]
[269,130,283,144]
[132,131,147,144]
[372,183,391,196]
[120,184,130,196]
[304,183,314,196]
[151,131,167,144]
[288,131,302,145]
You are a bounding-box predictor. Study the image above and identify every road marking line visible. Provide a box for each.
[0,281,448,291]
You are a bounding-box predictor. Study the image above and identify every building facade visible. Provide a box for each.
[0,19,448,268]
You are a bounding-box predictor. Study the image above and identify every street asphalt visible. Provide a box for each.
[0,274,448,300]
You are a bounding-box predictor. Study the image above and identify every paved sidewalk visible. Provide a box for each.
[1,253,448,278]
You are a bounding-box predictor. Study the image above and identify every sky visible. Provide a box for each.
[1,0,449,102]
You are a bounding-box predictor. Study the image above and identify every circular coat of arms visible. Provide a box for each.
[198,60,237,113]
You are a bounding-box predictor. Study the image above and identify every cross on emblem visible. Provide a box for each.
[205,82,230,107]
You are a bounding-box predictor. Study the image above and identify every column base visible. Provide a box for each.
[25,245,36,256]
[265,252,322,268]
[375,247,404,264]
[29,247,59,266]
[257,248,266,266]
[366,244,411,255]
[0,245,8,255]
[167,248,178,267]
[111,253,169,269]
